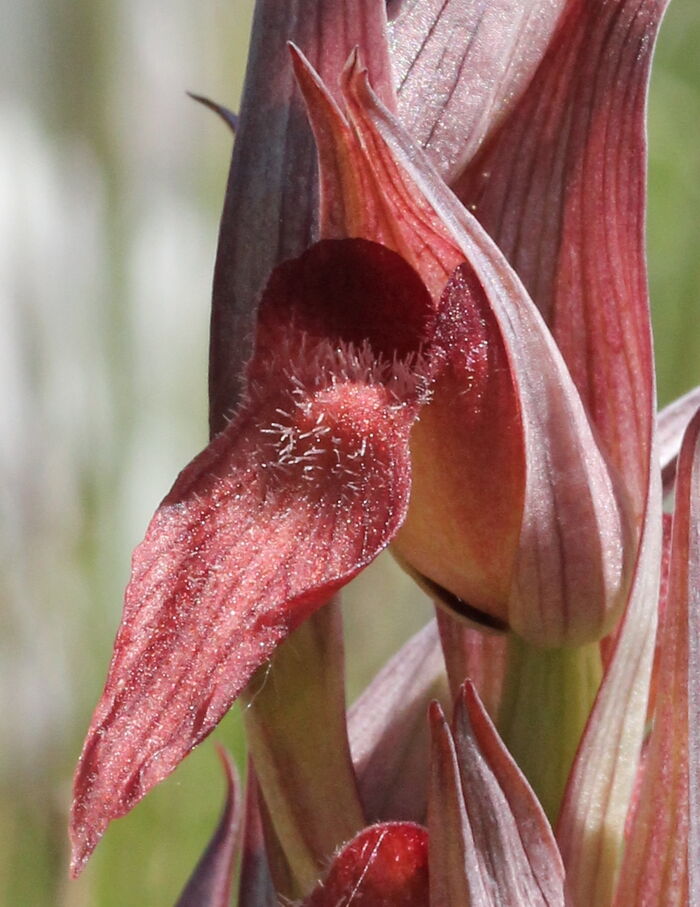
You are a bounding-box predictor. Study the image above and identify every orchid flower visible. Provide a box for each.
[70,1,700,904]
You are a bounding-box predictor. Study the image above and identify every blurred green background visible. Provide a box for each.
[1,2,698,904]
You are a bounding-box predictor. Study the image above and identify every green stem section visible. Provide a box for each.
[241,601,364,898]
[497,635,603,823]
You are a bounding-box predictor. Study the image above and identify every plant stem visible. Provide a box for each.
[497,635,602,823]
[241,601,364,898]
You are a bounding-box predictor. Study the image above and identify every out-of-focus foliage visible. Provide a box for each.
[648,5,700,405]
[0,3,258,904]
[0,2,697,905]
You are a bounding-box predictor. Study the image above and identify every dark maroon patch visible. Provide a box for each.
[257,239,435,360]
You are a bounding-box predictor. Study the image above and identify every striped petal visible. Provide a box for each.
[455,0,667,522]
[237,767,276,907]
[209,0,394,430]
[659,386,700,493]
[614,410,700,904]
[436,610,507,718]
[556,462,662,904]
[70,239,433,873]
[428,686,565,905]
[348,620,448,823]
[389,0,569,180]
[242,602,365,897]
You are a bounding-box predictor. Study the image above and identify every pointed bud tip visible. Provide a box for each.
[428,699,446,727]
[213,742,236,782]
[68,829,97,879]
[341,46,370,97]
[458,679,479,715]
[186,92,238,133]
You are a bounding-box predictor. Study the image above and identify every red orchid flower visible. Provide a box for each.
[70,1,699,905]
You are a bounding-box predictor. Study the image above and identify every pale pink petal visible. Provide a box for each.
[428,701,490,905]
[428,689,566,905]
[557,464,663,905]
[455,684,566,906]
[455,0,668,519]
[613,413,700,905]
[659,386,700,493]
[348,620,448,823]
[552,2,666,866]
[389,0,569,180]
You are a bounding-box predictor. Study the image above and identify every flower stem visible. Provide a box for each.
[241,600,364,897]
[497,635,602,823]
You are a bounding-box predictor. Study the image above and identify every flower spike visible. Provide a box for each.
[67,1,693,900]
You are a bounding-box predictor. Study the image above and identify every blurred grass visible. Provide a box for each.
[648,3,700,405]
[0,1,698,905]
[1,2,257,904]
